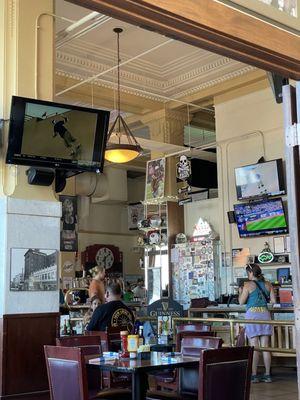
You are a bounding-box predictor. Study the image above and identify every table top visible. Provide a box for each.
[87,352,199,373]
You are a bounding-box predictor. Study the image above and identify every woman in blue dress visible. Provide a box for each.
[239,264,276,383]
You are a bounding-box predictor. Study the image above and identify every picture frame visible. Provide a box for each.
[128,202,144,230]
[145,158,165,201]
[10,247,58,291]
[274,236,285,254]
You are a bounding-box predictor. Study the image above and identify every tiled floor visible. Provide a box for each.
[251,369,298,400]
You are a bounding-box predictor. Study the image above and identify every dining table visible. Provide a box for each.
[87,352,199,400]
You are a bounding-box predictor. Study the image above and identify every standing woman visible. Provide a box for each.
[239,264,276,383]
[89,266,106,305]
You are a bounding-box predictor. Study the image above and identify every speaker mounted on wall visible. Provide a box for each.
[227,211,236,224]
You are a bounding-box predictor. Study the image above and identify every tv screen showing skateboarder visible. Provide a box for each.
[6,96,110,173]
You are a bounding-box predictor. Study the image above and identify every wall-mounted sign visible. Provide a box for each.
[59,195,78,252]
[176,155,191,181]
[258,251,274,263]
[147,298,183,318]
[176,155,192,205]
[257,242,274,264]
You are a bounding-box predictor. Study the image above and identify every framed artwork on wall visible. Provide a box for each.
[10,248,58,291]
[59,195,78,252]
[145,158,165,202]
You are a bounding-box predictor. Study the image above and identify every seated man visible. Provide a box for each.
[87,282,134,332]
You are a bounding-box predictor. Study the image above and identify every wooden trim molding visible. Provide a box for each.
[67,0,300,79]
[0,313,59,399]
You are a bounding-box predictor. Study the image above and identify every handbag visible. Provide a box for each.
[253,281,270,303]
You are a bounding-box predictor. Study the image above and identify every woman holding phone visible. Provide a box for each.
[239,263,276,383]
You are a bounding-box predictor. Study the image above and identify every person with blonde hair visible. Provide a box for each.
[88,266,106,304]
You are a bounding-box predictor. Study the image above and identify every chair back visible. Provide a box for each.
[181,336,223,356]
[236,327,246,347]
[44,345,88,400]
[175,324,213,352]
[180,336,223,396]
[56,335,102,355]
[198,347,253,400]
[177,324,211,333]
[106,326,128,352]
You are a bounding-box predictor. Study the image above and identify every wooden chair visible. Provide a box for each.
[179,336,223,398]
[56,335,102,355]
[153,335,222,394]
[153,324,213,392]
[44,345,131,400]
[56,335,105,390]
[175,324,212,351]
[146,346,253,400]
[198,347,253,400]
[58,332,130,390]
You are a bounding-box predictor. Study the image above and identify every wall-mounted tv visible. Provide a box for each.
[6,96,110,173]
[234,198,288,238]
[235,159,285,200]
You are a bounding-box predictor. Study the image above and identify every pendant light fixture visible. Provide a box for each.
[105,28,143,164]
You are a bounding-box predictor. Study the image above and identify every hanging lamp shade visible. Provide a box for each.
[105,28,143,164]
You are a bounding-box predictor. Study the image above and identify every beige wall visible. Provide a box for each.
[78,175,145,276]
[214,78,286,289]
[184,198,220,238]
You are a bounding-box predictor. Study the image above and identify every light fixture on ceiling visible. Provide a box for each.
[105,28,143,164]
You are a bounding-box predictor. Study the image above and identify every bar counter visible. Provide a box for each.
[188,305,294,318]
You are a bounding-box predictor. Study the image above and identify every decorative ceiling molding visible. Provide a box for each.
[56,45,255,100]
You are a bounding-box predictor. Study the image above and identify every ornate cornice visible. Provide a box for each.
[56,46,255,100]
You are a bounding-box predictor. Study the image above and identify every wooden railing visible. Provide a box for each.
[172,317,296,356]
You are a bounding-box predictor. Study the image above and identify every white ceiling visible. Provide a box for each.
[54,0,255,102]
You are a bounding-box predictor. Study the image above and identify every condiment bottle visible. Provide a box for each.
[127,334,139,359]
[120,330,129,358]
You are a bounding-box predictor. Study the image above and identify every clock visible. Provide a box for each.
[96,247,115,269]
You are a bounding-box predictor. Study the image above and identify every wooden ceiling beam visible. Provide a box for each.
[66,0,300,79]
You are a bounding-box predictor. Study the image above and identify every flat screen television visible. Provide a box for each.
[6,96,110,173]
[234,198,288,238]
[235,159,285,200]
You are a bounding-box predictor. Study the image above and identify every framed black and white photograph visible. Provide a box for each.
[10,248,58,291]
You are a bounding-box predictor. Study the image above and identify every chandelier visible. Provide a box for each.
[105,28,142,163]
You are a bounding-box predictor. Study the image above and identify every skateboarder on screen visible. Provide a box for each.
[51,116,81,157]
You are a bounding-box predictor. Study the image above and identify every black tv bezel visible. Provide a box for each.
[233,197,288,238]
[6,96,110,173]
[234,158,286,201]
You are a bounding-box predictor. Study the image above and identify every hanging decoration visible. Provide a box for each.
[105,28,143,164]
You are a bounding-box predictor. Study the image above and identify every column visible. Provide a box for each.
[0,1,60,399]
[145,108,188,296]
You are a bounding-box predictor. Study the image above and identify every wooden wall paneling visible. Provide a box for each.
[0,313,59,399]
[67,0,300,79]
[0,318,3,396]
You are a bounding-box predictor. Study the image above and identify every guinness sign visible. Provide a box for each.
[147,298,183,318]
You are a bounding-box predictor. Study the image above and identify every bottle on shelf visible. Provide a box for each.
[63,319,67,336]
[66,319,72,336]
[138,325,144,347]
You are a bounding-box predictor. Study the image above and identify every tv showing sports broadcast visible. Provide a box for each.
[6,96,110,172]
[234,198,288,238]
[235,159,285,200]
